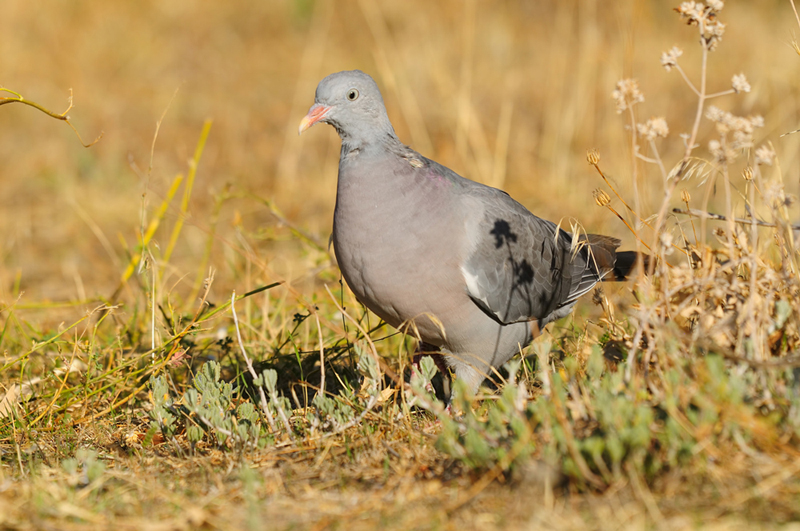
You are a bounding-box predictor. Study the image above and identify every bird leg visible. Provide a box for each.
[529,319,542,340]
[411,342,451,399]
[412,342,448,371]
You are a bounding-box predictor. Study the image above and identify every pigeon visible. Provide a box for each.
[299,70,640,394]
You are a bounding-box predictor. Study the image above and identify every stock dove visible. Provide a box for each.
[299,70,640,393]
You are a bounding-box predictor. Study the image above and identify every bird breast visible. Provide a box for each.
[331,157,467,336]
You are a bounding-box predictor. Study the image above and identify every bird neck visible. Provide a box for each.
[340,128,406,157]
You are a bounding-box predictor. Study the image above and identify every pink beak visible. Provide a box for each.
[298,103,331,135]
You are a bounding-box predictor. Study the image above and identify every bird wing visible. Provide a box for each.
[460,187,621,325]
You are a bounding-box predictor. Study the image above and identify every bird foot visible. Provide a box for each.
[409,363,436,393]
[411,342,452,401]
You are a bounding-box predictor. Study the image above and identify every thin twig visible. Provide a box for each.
[673,64,700,97]
[627,463,666,527]
[672,208,796,229]
[231,291,278,434]
[648,139,668,182]
[589,158,650,228]
[627,105,642,228]
[790,0,800,30]
[684,40,709,163]
[603,203,653,252]
[163,120,213,264]
[706,89,736,99]
[149,249,157,357]
[0,87,103,147]
[149,87,180,176]
[682,196,699,246]
[314,310,326,398]
[324,285,384,382]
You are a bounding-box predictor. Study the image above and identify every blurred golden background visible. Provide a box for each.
[2,0,798,312]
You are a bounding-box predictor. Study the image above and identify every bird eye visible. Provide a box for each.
[347,89,359,101]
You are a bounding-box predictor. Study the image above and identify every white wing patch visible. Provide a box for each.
[461,265,503,319]
[461,266,483,300]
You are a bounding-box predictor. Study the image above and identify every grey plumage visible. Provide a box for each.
[299,70,637,393]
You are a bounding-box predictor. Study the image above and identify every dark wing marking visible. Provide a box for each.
[461,189,620,325]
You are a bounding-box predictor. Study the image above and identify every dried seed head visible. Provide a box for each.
[681,189,691,203]
[750,115,765,128]
[675,1,726,51]
[755,144,775,166]
[612,79,644,114]
[660,46,683,72]
[705,105,725,123]
[742,166,753,181]
[731,73,750,94]
[708,139,736,164]
[705,107,765,163]
[637,117,669,141]
[124,431,140,447]
[764,182,785,205]
[703,20,726,51]
[676,1,707,23]
[593,189,611,207]
[587,149,600,165]
[660,232,675,255]
[591,287,605,306]
[706,106,763,138]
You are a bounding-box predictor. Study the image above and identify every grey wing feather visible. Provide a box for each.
[461,188,620,325]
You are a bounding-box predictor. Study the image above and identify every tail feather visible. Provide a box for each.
[583,234,620,276]
[582,234,650,283]
[608,251,649,281]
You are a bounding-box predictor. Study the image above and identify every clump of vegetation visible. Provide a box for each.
[423,0,800,498]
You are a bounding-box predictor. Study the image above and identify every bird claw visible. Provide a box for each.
[410,359,436,393]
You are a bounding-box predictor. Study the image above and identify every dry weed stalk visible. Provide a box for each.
[231,289,278,434]
[418,0,800,498]
[600,0,800,383]
[0,87,103,147]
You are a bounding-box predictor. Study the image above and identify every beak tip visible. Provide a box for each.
[298,118,310,136]
[298,104,330,137]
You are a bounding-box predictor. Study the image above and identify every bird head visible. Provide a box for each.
[298,70,395,145]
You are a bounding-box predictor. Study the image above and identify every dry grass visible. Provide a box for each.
[3,1,800,529]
